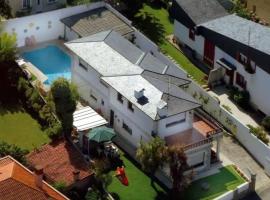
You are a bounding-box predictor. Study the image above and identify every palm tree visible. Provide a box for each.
[167,146,193,199]
[136,137,167,183]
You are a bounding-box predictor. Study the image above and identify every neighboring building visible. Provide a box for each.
[65,30,223,172]
[7,0,66,17]
[171,0,270,116]
[61,7,134,41]
[27,140,94,193]
[0,156,68,200]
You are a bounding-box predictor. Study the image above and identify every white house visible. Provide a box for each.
[65,30,223,172]
[171,0,270,116]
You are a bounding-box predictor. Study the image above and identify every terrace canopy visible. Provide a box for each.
[73,106,107,131]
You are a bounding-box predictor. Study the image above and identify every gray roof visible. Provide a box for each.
[102,75,200,120]
[175,0,228,24]
[65,31,144,76]
[200,14,270,55]
[61,7,134,37]
[66,30,199,120]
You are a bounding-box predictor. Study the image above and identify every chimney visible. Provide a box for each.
[134,88,145,100]
[157,100,168,118]
[73,170,80,182]
[34,165,44,188]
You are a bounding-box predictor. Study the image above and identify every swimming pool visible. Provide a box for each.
[22,45,72,85]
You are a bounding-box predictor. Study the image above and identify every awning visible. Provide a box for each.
[217,58,236,71]
[73,106,107,131]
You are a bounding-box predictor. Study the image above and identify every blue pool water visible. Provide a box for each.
[22,45,71,85]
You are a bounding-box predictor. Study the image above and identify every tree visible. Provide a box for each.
[136,137,167,182]
[0,0,12,19]
[167,146,193,199]
[0,32,17,62]
[50,78,79,137]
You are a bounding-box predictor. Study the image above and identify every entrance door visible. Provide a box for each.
[225,69,234,85]
[110,110,114,127]
[204,40,215,67]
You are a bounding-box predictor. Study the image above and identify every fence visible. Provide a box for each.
[214,182,250,200]
[132,29,270,176]
[3,2,105,47]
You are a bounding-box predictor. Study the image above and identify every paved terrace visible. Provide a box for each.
[165,113,221,149]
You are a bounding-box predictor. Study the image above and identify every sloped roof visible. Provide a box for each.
[0,156,68,200]
[102,75,200,120]
[200,14,270,55]
[27,140,93,186]
[66,30,199,120]
[61,7,134,37]
[175,0,228,24]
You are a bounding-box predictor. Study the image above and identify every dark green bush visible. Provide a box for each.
[45,122,62,139]
[229,87,250,108]
[262,116,270,131]
[0,141,29,164]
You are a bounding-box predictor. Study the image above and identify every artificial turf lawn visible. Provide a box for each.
[134,4,207,85]
[108,152,169,200]
[183,165,246,200]
[0,105,50,150]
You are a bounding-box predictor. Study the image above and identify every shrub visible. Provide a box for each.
[262,116,270,131]
[229,87,250,108]
[52,181,67,193]
[45,122,62,139]
[0,141,29,164]
[222,105,232,114]
[247,125,269,145]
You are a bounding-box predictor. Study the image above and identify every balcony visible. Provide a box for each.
[165,110,222,151]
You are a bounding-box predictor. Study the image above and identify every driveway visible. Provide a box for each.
[217,134,270,199]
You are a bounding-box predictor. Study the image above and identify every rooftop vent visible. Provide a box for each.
[134,88,145,100]
[157,100,168,118]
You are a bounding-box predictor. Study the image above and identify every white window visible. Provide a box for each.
[166,118,186,128]
[239,53,248,65]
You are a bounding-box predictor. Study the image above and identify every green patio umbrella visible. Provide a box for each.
[88,126,116,143]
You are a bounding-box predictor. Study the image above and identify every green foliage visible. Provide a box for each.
[222,104,232,114]
[231,0,252,20]
[136,137,167,174]
[50,78,79,136]
[0,32,17,62]
[262,116,270,131]
[0,141,29,164]
[0,0,12,19]
[247,125,269,145]
[229,87,250,108]
[45,122,63,139]
[52,181,67,193]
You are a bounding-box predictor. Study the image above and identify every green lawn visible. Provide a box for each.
[0,105,50,150]
[183,165,246,200]
[108,152,169,200]
[133,4,207,85]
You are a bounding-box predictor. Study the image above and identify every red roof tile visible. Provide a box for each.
[27,140,93,186]
[0,156,68,200]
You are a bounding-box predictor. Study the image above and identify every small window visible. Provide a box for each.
[90,93,97,102]
[128,101,134,112]
[123,122,132,135]
[236,72,246,89]
[48,0,56,3]
[22,0,30,8]
[117,93,124,104]
[239,53,248,65]
[101,99,104,105]
[189,29,195,41]
[100,79,108,88]
[166,118,186,128]
[79,60,88,71]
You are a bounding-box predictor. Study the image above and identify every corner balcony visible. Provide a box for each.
[165,109,223,151]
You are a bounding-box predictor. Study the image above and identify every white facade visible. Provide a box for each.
[174,19,270,116]
[71,52,216,171]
